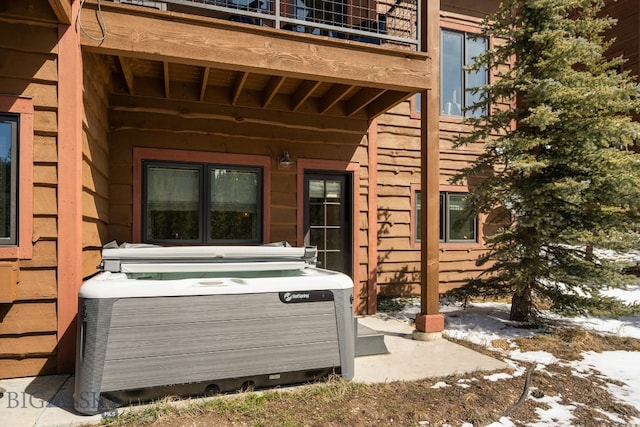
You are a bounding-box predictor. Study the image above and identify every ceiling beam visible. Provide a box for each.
[48,0,72,24]
[366,90,413,119]
[163,61,170,98]
[346,88,386,117]
[118,56,135,95]
[262,76,286,108]
[231,71,248,105]
[200,67,210,102]
[319,84,355,114]
[291,80,321,112]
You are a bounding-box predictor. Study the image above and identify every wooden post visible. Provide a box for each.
[414,0,444,336]
[57,0,84,373]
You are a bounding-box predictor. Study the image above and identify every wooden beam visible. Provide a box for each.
[57,0,83,373]
[262,76,286,108]
[200,66,210,102]
[231,71,248,105]
[118,56,135,95]
[110,93,370,135]
[78,1,432,91]
[291,80,321,112]
[345,87,385,117]
[48,0,72,24]
[163,61,171,98]
[366,90,412,119]
[319,84,355,114]
[415,0,444,334]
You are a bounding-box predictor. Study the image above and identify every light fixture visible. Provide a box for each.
[278,150,295,169]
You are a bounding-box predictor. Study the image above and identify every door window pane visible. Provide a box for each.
[325,251,343,272]
[146,166,200,241]
[309,179,325,200]
[325,180,341,200]
[309,228,325,250]
[309,204,324,226]
[326,228,342,250]
[325,204,341,226]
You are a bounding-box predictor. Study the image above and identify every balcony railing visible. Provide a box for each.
[114,0,420,49]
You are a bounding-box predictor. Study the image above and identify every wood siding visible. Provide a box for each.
[375,100,422,296]
[375,102,491,296]
[82,52,111,279]
[604,0,639,78]
[0,2,60,379]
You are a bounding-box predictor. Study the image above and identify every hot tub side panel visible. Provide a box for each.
[75,289,353,414]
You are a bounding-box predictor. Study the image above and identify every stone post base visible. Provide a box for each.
[413,313,444,341]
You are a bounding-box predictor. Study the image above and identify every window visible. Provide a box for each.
[441,192,476,242]
[0,96,32,259]
[414,191,477,243]
[143,161,262,244]
[441,29,487,118]
[0,114,17,245]
[411,93,421,118]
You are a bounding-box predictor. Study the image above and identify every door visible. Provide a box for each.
[304,173,353,276]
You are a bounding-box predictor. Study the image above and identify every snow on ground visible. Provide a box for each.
[383,282,640,426]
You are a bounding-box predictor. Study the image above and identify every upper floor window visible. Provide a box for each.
[441,29,487,118]
[143,161,263,244]
[0,114,18,245]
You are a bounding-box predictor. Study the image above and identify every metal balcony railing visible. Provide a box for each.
[115,0,420,49]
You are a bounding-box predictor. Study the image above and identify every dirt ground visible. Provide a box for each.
[99,328,640,427]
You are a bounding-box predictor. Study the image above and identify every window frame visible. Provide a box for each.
[442,191,477,243]
[0,114,18,246]
[0,96,33,259]
[411,186,480,247]
[440,27,488,119]
[142,160,263,245]
[133,148,271,245]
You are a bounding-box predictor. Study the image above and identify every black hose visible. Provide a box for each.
[501,363,537,419]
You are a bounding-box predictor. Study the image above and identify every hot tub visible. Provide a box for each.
[74,243,354,415]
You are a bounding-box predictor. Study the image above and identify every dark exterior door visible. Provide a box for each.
[304,173,352,276]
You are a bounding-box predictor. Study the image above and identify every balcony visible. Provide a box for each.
[116,0,419,49]
[78,0,431,121]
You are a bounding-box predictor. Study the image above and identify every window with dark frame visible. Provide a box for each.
[415,190,477,243]
[142,160,262,245]
[441,29,488,118]
[0,114,18,246]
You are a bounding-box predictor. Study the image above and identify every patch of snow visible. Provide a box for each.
[527,395,576,427]
[483,372,513,381]
[430,381,449,389]
[486,416,516,426]
[508,350,558,365]
[571,351,640,415]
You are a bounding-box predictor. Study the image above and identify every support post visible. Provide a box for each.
[414,0,444,339]
[57,0,84,373]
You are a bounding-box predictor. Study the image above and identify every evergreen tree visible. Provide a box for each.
[446,0,640,321]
